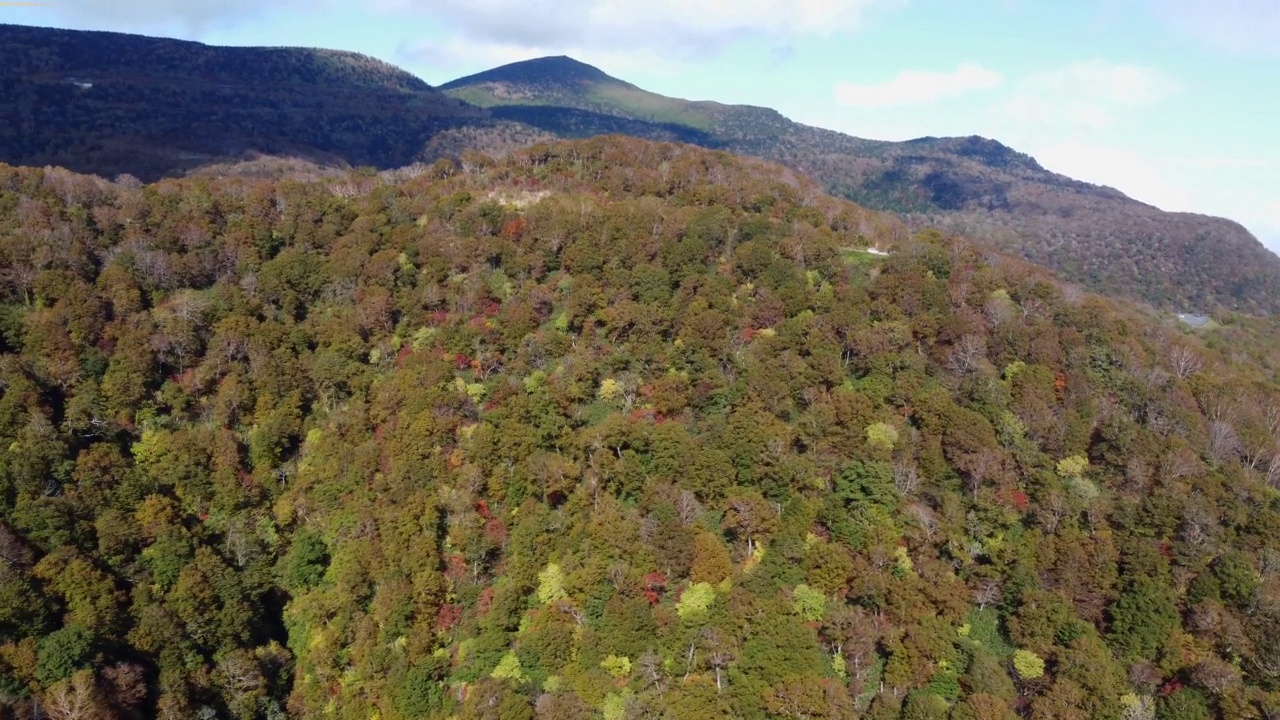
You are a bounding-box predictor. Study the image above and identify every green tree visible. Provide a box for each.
[962,649,1015,701]
[281,530,329,591]
[677,583,716,619]
[1157,689,1212,720]
[1108,576,1178,663]
[866,421,900,453]
[32,548,124,636]
[398,656,451,718]
[1012,649,1044,681]
[901,691,949,720]
[792,584,826,622]
[537,563,569,604]
[36,625,93,685]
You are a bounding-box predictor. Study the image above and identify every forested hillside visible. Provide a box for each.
[443,57,1280,315]
[2,137,1280,720]
[3,24,1277,315]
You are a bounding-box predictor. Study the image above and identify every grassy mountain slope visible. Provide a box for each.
[3,136,1280,719]
[0,24,484,181]
[442,57,1280,315]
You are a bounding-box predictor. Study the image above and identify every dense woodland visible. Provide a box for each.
[5,24,1277,316]
[3,137,1280,720]
[442,60,1280,316]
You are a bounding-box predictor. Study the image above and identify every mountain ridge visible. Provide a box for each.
[0,23,482,180]
[439,55,1280,314]
[0,23,1276,314]
[439,56,625,91]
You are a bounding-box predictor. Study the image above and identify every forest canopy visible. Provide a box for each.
[1,137,1279,720]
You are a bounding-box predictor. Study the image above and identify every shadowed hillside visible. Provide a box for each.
[0,24,484,180]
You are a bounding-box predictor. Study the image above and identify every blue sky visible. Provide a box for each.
[8,0,1279,253]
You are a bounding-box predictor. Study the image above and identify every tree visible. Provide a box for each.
[1055,455,1089,480]
[100,663,147,711]
[804,540,853,596]
[1109,575,1178,663]
[900,691,949,720]
[677,583,716,620]
[832,460,898,514]
[537,563,569,605]
[1056,634,1126,720]
[962,649,1015,701]
[791,584,826,622]
[1031,678,1090,720]
[680,532,733,587]
[42,669,111,720]
[398,656,450,718]
[36,626,94,685]
[214,649,266,720]
[762,677,855,719]
[460,678,534,720]
[281,531,328,591]
[1167,345,1204,379]
[491,652,528,684]
[866,422,899,453]
[951,694,1018,720]
[0,568,52,638]
[1012,649,1044,681]
[722,490,780,556]
[1157,689,1211,720]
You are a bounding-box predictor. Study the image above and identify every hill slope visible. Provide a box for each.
[442,57,1280,314]
[0,23,484,180]
[0,24,1276,315]
[3,136,1280,719]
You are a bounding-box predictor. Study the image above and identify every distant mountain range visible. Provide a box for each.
[2,24,1277,314]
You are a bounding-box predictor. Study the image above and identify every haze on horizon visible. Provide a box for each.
[6,0,1279,254]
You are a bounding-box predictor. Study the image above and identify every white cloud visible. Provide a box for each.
[1205,191,1280,255]
[833,63,1003,108]
[1001,60,1179,129]
[1177,154,1270,171]
[381,0,886,60]
[42,0,322,36]
[1258,201,1280,254]
[1028,143,1280,256]
[1032,141,1191,210]
[399,36,682,81]
[1148,0,1280,57]
[36,0,887,50]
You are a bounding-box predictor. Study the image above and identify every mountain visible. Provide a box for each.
[0,24,484,180]
[4,136,1280,719]
[440,56,800,146]
[441,57,1280,315]
[1,24,1277,316]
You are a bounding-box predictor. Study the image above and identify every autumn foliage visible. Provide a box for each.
[0,138,1279,720]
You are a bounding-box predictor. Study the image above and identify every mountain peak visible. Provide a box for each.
[904,135,1044,172]
[439,55,624,91]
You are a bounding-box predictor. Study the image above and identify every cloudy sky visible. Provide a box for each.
[7,0,1279,252]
